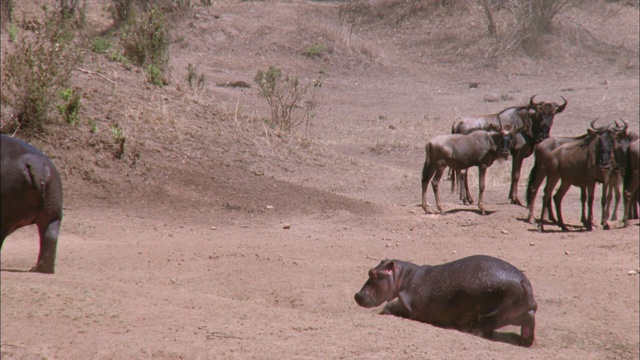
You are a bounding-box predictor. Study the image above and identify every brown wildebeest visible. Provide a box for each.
[525,134,588,224]
[623,138,639,227]
[421,124,521,215]
[451,95,567,206]
[535,120,618,232]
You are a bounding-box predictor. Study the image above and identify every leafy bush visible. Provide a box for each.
[57,88,82,125]
[304,43,326,58]
[254,66,322,133]
[186,63,206,90]
[110,123,126,159]
[145,64,165,86]
[121,5,169,72]
[91,36,113,54]
[1,5,83,134]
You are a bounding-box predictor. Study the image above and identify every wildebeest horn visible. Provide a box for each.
[557,96,567,113]
[590,118,604,131]
[614,118,628,132]
[529,95,538,108]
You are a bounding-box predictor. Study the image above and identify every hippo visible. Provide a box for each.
[354,255,537,347]
[1,135,63,274]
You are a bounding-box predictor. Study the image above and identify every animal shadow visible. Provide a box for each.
[0,268,31,273]
[485,331,524,346]
[444,208,497,216]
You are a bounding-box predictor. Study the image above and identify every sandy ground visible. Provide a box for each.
[1,1,639,359]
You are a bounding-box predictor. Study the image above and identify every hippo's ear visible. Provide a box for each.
[381,261,395,276]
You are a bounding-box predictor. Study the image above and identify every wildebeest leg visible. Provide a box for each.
[585,184,596,231]
[539,175,560,233]
[526,161,546,224]
[609,177,621,221]
[464,169,473,205]
[432,166,446,214]
[579,187,588,227]
[601,181,611,230]
[478,166,487,215]
[622,188,632,227]
[31,219,60,274]
[458,169,474,205]
[553,181,571,232]
[509,153,525,206]
[421,174,435,215]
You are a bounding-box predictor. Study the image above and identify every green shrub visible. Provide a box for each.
[57,88,82,125]
[1,5,83,134]
[110,123,126,159]
[145,64,165,86]
[304,43,326,58]
[254,66,322,133]
[186,63,205,90]
[91,36,113,54]
[122,5,169,71]
[8,23,18,42]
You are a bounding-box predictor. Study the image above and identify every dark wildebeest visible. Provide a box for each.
[354,256,538,347]
[451,95,567,206]
[604,123,638,223]
[534,121,618,232]
[623,138,639,227]
[421,124,521,215]
[1,135,63,273]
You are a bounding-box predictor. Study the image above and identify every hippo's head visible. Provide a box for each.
[354,260,398,308]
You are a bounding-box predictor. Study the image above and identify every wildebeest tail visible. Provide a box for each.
[525,159,538,207]
[422,145,431,183]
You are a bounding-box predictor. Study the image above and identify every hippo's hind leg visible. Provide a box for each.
[31,219,61,274]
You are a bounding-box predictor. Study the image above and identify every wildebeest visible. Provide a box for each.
[533,120,618,232]
[452,95,567,206]
[623,138,639,227]
[421,124,520,215]
[1,135,63,273]
[354,256,538,347]
[604,124,639,222]
[525,134,587,224]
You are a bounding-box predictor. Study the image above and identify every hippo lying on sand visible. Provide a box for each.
[354,255,537,347]
[1,135,63,274]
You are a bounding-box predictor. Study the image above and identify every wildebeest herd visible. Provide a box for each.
[0,95,638,348]
[421,95,639,233]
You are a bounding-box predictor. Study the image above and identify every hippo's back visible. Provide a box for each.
[1,135,63,237]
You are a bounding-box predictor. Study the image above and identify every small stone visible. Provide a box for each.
[266,205,274,209]
[501,229,508,234]
[529,242,535,246]
[452,250,457,254]
[211,226,216,230]
[283,223,291,229]
[628,270,637,275]
[565,251,570,255]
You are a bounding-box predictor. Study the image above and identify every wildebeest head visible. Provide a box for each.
[492,119,524,158]
[612,120,636,170]
[588,119,618,171]
[354,260,397,308]
[528,95,567,143]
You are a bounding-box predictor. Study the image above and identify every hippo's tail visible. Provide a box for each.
[24,160,51,209]
[521,279,538,312]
